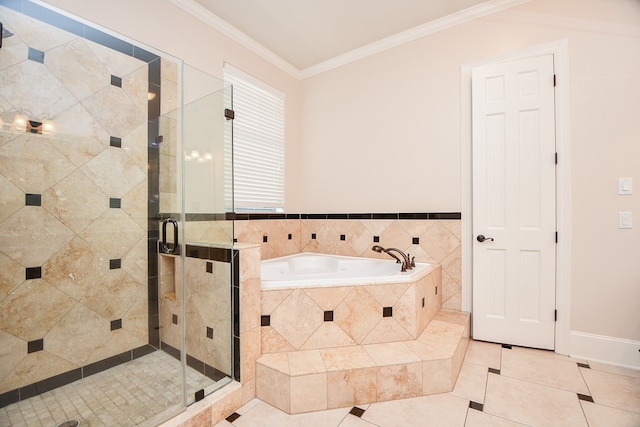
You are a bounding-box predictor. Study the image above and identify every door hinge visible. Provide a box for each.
[555,152,558,164]
[224,108,235,120]
[554,310,558,321]
[553,74,557,87]
[555,231,558,243]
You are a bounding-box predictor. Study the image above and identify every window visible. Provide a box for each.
[224,64,285,212]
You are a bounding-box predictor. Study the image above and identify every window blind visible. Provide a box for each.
[224,64,285,212]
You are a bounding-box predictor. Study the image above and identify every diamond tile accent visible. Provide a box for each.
[270,289,323,349]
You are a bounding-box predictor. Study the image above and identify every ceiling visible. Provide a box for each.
[189,0,494,71]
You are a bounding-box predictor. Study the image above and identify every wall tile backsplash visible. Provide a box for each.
[234,216,462,310]
[0,3,151,396]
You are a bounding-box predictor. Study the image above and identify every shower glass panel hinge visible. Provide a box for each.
[554,310,558,321]
[224,108,235,120]
[195,389,205,402]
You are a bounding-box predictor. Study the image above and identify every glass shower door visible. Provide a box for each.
[157,64,234,406]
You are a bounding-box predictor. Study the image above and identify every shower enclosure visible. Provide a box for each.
[0,1,235,425]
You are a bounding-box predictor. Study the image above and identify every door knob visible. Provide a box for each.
[477,234,494,242]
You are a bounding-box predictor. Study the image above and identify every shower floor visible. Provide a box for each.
[0,350,229,427]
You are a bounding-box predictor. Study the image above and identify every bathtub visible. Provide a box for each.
[260,252,433,290]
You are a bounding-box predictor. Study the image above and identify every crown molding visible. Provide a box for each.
[170,0,530,81]
[168,0,302,79]
[300,0,531,78]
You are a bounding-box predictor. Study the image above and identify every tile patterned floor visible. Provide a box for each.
[216,340,640,427]
[0,350,228,427]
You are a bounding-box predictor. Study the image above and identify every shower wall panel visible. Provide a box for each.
[0,4,151,395]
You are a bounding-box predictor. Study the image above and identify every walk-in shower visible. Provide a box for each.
[0,1,235,425]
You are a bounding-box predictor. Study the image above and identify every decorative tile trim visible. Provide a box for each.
[110,319,122,330]
[577,393,594,402]
[183,244,232,263]
[27,339,44,353]
[261,315,270,327]
[206,327,214,339]
[25,267,41,280]
[412,237,420,244]
[172,314,178,325]
[109,198,121,208]
[502,344,512,349]
[469,401,484,411]
[226,412,241,422]
[577,362,590,369]
[349,407,366,417]
[0,345,155,408]
[206,261,213,273]
[383,307,393,317]
[110,74,122,87]
[488,367,501,375]
[25,193,41,206]
[227,212,462,221]
[109,136,122,148]
[27,47,44,63]
[109,259,121,269]
[324,311,334,322]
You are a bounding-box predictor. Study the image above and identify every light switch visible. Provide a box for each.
[618,212,632,229]
[618,177,632,195]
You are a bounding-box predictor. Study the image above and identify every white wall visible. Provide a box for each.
[42,0,304,211]
[299,0,640,353]
[43,0,640,361]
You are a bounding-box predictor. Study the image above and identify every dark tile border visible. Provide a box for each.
[0,345,156,409]
[216,212,462,221]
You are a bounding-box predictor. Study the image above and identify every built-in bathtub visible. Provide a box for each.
[261,252,432,289]
[259,252,443,352]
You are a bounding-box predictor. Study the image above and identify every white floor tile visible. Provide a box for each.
[500,347,590,394]
[338,414,381,427]
[464,408,528,427]
[580,400,640,427]
[452,360,488,404]
[232,400,350,427]
[588,361,640,379]
[464,340,501,369]
[484,373,588,427]
[361,393,468,427]
[581,368,640,414]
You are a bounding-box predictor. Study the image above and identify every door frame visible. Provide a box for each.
[461,39,572,355]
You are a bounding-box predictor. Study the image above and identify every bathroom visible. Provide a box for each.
[1,0,639,426]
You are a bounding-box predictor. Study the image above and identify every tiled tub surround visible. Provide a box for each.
[0,2,161,405]
[260,262,442,353]
[233,215,462,311]
[158,252,232,382]
[256,309,470,414]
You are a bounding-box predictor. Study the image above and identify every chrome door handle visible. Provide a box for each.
[477,234,494,242]
[161,218,179,253]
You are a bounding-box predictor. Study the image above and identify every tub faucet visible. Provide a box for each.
[371,245,415,272]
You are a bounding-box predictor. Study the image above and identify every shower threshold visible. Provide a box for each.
[0,350,229,427]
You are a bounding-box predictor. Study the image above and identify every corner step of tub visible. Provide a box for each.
[255,309,470,414]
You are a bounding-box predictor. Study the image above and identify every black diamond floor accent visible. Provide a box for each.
[502,344,512,349]
[226,412,241,422]
[577,393,594,402]
[577,362,590,369]
[349,407,366,417]
[488,367,501,375]
[469,401,484,411]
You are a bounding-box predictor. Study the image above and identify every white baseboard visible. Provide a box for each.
[569,330,640,370]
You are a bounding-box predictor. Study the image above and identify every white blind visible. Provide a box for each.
[224,64,285,212]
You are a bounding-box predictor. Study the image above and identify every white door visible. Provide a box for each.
[472,55,556,350]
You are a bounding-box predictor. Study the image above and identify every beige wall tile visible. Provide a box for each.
[290,373,328,413]
[376,362,423,401]
[327,368,376,408]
